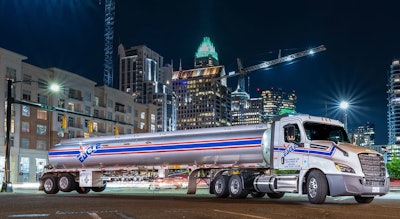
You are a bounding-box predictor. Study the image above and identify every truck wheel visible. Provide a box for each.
[58,173,76,192]
[213,175,229,198]
[354,196,374,204]
[43,176,59,194]
[307,170,328,204]
[229,175,249,199]
[76,186,90,194]
[250,191,266,198]
[92,183,107,192]
[267,192,285,199]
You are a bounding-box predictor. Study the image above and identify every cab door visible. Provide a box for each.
[276,123,305,170]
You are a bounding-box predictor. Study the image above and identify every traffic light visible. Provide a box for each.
[114,123,119,136]
[88,120,93,133]
[61,115,67,129]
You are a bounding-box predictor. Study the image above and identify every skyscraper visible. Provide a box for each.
[261,88,297,122]
[353,122,375,147]
[387,60,400,160]
[118,44,176,132]
[173,37,231,130]
[231,84,263,125]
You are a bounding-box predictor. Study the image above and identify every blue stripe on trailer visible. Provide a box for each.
[49,138,262,157]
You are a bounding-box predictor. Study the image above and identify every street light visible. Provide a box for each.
[340,101,349,133]
[2,79,59,192]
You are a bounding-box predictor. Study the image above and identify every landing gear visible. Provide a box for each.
[76,186,90,194]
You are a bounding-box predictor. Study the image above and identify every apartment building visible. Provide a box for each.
[0,47,157,183]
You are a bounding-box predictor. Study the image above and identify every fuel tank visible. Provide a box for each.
[48,124,270,170]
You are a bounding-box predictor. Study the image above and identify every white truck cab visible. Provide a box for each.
[261,115,389,203]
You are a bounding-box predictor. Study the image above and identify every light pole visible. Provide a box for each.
[340,101,349,133]
[2,79,60,192]
[2,80,13,192]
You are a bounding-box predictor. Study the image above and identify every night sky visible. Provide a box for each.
[1,0,400,144]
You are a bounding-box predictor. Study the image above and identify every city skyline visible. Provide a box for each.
[2,1,400,144]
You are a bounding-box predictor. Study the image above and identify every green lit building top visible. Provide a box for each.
[194,37,219,68]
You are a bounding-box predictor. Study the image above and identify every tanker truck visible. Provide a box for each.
[39,114,389,204]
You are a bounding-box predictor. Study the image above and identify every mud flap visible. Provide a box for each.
[187,169,201,194]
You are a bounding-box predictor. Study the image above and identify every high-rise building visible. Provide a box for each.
[118,44,176,132]
[194,37,219,68]
[353,122,375,147]
[387,60,400,160]
[261,88,296,122]
[231,84,263,125]
[172,37,231,130]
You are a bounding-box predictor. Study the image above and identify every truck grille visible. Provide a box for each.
[358,153,386,186]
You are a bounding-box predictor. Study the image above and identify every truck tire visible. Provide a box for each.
[42,176,59,194]
[229,175,249,199]
[58,173,76,192]
[213,175,229,198]
[266,192,285,199]
[354,196,374,204]
[307,170,328,204]
[250,191,266,198]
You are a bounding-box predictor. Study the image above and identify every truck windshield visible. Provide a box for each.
[304,122,350,143]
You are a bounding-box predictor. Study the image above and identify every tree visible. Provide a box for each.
[387,153,400,179]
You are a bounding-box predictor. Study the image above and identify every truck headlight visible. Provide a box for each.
[335,163,355,173]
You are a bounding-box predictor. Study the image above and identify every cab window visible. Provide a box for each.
[284,124,301,143]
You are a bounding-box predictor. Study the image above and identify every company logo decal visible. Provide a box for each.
[282,143,296,157]
[77,143,101,162]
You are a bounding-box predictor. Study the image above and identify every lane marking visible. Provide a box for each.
[8,214,50,218]
[214,209,271,219]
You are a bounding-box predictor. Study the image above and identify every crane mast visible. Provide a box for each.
[103,0,115,87]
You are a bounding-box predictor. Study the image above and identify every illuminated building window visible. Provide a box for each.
[22,105,30,117]
[37,110,47,120]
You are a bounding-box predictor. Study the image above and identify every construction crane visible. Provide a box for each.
[227,45,326,125]
[103,0,115,87]
[223,45,327,92]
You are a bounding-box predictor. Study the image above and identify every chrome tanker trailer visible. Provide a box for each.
[40,114,389,204]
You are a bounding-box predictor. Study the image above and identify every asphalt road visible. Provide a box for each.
[1,186,400,219]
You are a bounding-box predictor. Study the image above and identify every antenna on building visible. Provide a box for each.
[179,58,182,71]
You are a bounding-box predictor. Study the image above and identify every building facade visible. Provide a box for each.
[261,88,297,122]
[0,47,158,183]
[353,122,375,147]
[231,84,263,125]
[387,60,400,161]
[118,44,176,132]
[172,37,231,130]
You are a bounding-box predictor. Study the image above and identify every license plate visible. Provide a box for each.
[372,187,380,193]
